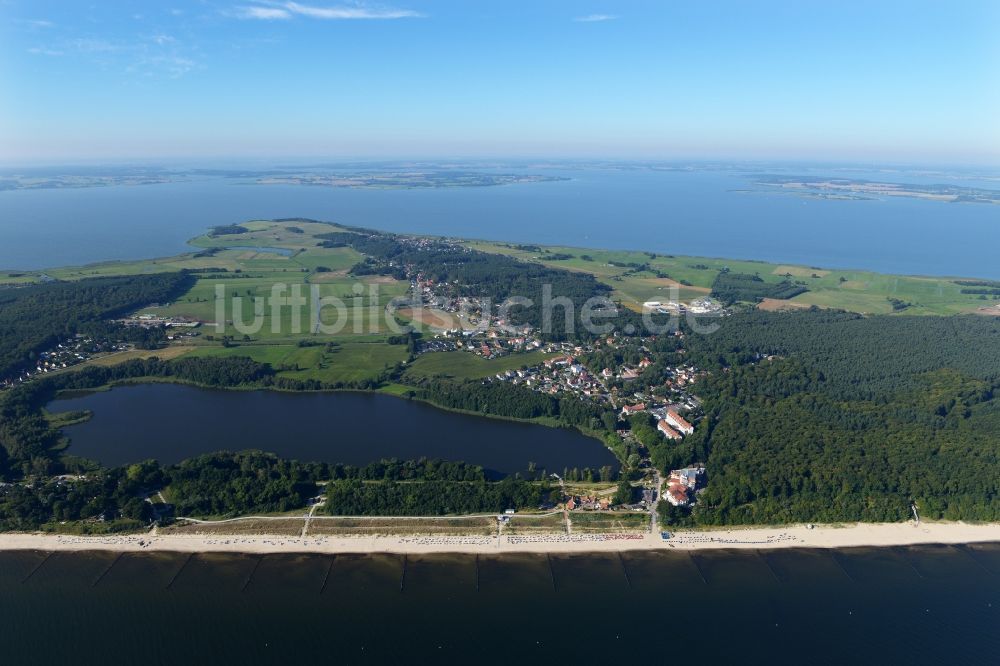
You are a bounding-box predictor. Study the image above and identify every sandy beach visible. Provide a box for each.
[1,521,998,555]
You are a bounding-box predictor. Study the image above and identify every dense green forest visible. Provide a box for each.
[710,272,808,305]
[665,311,1000,525]
[0,451,519,530]
[166,451,319,517]
[0,452,317,529]
[52,355,276,391]
[0,273,193,380]
[405,377,614,430]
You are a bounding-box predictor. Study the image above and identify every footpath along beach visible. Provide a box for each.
[1,521,998,555]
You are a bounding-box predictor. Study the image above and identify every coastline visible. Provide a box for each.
[2,520,998,555]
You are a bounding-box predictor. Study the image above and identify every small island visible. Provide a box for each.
[256,171,568,189]
[755,175,1000,204]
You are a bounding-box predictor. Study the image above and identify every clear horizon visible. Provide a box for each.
[2,1,999,164]
[2,157,999,172]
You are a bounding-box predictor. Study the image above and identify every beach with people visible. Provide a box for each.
[0,520,998,555]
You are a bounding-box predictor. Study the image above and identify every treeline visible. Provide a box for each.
[406,378,616,432]
[955,279,1000,288]
[671,311,1000,525]
[0,451,322,530]
[710,272,807,305]
[325,458,487,482]
[0,451,524,530]
[209,224,249,236]
[325,477,549,515]
[0,272,193,380]
[50,356,276,391]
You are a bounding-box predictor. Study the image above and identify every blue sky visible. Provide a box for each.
[1,1,998,164]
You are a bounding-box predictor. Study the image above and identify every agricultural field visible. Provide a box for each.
[145,272,408,340]
[39,219,412,339]
[9,219,990,321]
[78,345,196,367]
[466,240,992,315]
[403,350,555,381]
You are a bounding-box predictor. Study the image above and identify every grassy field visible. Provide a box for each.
[160,518,307,536]
[504,512,567,535]
[10,218,993,318]
[465,240,994,315]
[139,270,407,340]
[37,219,409,337]
[0,272,43,286]
[562,482,618,497]
[403,350,555,381]
[569,511,650,533]
[188,340,409,384]
[84,345,196,366]
[307,516,498,536]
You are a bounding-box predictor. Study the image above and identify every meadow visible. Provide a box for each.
[569,511,650,534]
[188,340,409,385]
[10,218,991,318]
[466,240,992,315]
[403,350,555,381]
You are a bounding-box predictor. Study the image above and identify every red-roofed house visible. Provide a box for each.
[666,409,694,435]
[621,403,646,416]
[665,485,689,507]
[657,420,682,440]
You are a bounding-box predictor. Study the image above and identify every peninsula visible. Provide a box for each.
[1,218,999,553]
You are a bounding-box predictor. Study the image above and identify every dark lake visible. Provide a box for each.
[2,545,998,664]
[51,383,618,477]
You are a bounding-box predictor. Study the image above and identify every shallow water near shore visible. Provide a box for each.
[2,545,998,664]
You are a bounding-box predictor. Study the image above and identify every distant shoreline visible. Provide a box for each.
[2,521,998,555]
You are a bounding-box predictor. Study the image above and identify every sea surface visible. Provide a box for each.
[1,545,998,665]
[1,165,999,278]
[51,383,618,477]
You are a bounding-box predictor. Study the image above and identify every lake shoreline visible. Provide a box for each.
[3,520,998,555]
[50,381,618,474]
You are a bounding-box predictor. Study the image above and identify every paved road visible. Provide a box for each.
[649,469,663,532]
